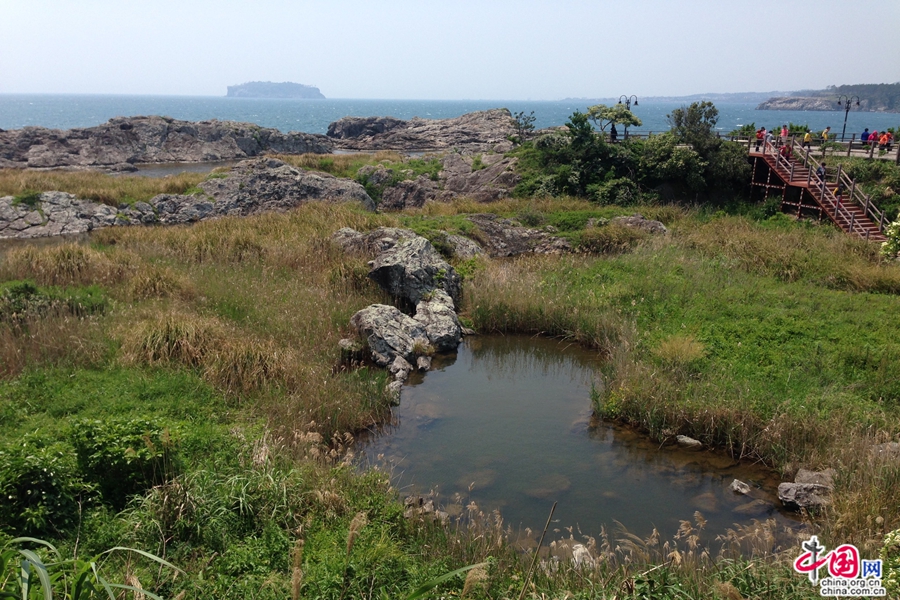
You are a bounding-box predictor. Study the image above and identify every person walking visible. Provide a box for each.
[755,127,764,151]
[861,128,870,145]
[821,126,831,142]
[802,129,813,152]
[610,123,618,143]
[816,162,827,191]
[780,124,789,147]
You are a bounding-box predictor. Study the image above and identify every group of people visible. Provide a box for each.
[860,128,894,151]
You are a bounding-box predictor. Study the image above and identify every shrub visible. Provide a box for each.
[71,418,178,510]
[0,438,85,536]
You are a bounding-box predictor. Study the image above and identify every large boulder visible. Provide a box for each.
[349,304,430,367]
[778,468,835,511]
[414,290,462,352]
[368,235,462,306]
[326,109,516,154]
[188,157,375,214]
[0,116,333,169]
[331,226,419,256]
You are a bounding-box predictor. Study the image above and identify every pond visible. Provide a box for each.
[359,335,801,544]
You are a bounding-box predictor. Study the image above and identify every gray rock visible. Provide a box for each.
[389,356,413,382]
[733,499,771,516]
[0,115,333,169]
[368,236,461,306]
[349,304,429,367]
[610,214,668,235]
[794,468,836,488]
[414,290,462,352]
[0,191,147,240]
[445,234,484,259]
[416,356,432,371]
[778,482,831,510]
[331,227,419,256]
[676,435,703,450]
[327,109,516,154]
[730,479,751,495]
[380,175,439,210]
[181,157,375,215]
[466,213,571,257]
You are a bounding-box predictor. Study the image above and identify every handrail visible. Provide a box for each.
[753,136,885,238]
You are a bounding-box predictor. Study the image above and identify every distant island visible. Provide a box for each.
[226,81,325,99]
[757,83,900,113]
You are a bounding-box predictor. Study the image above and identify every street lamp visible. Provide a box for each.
[618,95,638,138]
[836,95,860,142]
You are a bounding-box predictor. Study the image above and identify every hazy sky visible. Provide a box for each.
[1,0,898,100]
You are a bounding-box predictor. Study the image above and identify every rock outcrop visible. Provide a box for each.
[0,116,333,169]
[368,235,462,306]
[465,214,571,257]
[756,97,841,111]
[155,157,375,223]
[327,109,517,153]
[0,158,374,239]
[337,228,464,386]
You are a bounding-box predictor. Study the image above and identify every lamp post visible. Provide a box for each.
[618,95,638,139]
[837,95,860,142]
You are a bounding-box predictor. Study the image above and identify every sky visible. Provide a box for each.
[1,0,898,100]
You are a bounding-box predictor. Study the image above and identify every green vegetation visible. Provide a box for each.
[4,102,900,598]
[510,101,750,202]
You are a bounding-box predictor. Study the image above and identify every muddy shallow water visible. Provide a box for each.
[359,335,801,543]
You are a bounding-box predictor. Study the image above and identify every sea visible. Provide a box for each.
[1,94,898,140]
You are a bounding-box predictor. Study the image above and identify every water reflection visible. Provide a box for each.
[359,335,800,543]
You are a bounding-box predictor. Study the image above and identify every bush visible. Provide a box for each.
[71,418,178,510]
[0,438,85,536]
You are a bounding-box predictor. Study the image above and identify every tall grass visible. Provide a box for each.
[0,169,205,206]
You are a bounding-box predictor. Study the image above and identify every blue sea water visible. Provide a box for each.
[1,94,898,140]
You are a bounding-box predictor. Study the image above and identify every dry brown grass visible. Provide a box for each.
[0,168,205,206]
[0,243,130,287]
[0,311,107,378]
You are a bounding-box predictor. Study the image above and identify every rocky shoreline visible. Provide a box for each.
[756,96,899,112]
[0,115,333,170]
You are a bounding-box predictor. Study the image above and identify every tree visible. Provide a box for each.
[511,110,536,145]
[667,101,719,154]
[586,103,642,132]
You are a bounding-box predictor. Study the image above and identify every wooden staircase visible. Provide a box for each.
[748,138,888,242]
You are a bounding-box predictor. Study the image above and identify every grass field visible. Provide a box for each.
[2,181,898,597]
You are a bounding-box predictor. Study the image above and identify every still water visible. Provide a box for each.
[359,335,799,543]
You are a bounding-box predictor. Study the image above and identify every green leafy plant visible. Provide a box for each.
[71,419,178,511]
[11,191,42,209]
[0,537,183,600]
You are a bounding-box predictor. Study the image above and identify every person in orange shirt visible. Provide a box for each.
[879,133,890,150]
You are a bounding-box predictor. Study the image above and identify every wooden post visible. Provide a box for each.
[850,212,856,234]
[896,143,900,165]
[847,134,855,157]
[869,142,876,159]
